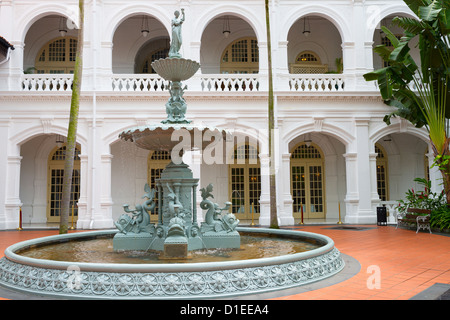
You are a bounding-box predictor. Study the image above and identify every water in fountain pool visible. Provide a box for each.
[17,232,322,264]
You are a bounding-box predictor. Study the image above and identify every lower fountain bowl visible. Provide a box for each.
[0,228,344,299]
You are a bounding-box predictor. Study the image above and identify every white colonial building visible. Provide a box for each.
[0,0,437,230]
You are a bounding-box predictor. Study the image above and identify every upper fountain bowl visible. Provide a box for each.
[151,57,200,82]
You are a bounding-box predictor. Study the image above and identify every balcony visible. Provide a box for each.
[19,72,376,93]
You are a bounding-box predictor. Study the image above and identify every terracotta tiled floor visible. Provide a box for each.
[0,225,448,300]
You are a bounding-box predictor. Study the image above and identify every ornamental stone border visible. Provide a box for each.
[0,228,345,299]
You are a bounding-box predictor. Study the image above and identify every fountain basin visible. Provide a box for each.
[0,228,344,299]
[151,58,200,82]
[119,124,228,152]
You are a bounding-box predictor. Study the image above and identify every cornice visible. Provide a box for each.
[0,90,383,103]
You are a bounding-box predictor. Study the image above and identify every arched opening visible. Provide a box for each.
[287,132,347,223]
[23,15,79,74]
[375,133,429,202]
[200,15,258,74]
[112,14,169,74]
[372,14,420,71]
[287,15,343,74]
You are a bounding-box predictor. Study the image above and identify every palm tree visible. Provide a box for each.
[265,0,279,228]
[60,0,84,234]
[364,0,450,202]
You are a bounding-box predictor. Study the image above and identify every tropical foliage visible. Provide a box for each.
[397,177,450,231]
[364,0,450,202]
[396,178,445,214]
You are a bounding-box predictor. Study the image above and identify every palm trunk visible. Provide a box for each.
[265,0,278,228]
[60,0,84,234]
[431,138,450,204]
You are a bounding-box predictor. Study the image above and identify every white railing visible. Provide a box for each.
[17,73,361,93]
[111,74,169,92]
[21,74,73,92]
[200,74,260,92]
[288,74,345,92]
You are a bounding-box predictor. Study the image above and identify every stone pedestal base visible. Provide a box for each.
[113,232,152,251]
[164,236,188,258]
[202,231,241,249]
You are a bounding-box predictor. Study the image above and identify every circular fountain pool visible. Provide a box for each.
[0,228,344,299]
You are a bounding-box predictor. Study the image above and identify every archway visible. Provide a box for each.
[287,15,343,74]
[200,14,258,74]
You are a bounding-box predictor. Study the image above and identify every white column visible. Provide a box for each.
[258,153,271,226]
[76,154,90,228]
[369,151,380,204]
[279,153,294,225]
[343,152,359,222]
[5,154,23,229]
[346,119,377,223]
[99,153,114,228]
[4,41,24,91]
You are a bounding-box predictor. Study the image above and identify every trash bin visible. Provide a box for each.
[377,207,387,226]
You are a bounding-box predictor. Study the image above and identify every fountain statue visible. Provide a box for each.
[115,10,239,258]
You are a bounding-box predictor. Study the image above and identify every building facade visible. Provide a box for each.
[0,0,436,230]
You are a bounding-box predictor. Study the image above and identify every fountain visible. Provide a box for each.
[0,10,345,299]
[116,8,239,258]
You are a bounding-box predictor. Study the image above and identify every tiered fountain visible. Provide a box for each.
[0,10,345,299]
[115,8,239,258]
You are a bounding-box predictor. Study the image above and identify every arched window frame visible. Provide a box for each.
[290,142,326,219]
[141,48,169,74]
[35,36,78,74]
[147,150,172,222]
[290,50,328,74]
[228,144,261,220]
[46,144,81,223]
[220,37,259,74]
[375,143,389,201]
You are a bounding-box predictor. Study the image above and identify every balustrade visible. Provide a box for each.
[288,74,345,92]
[111,74,168,92]
[21,74,73,92]
[17,73,362,93]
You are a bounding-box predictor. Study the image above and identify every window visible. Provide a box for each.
[228,144,261,221]
[290,51,328,74]
[47,145,81,222]
[141,48,169,73]
[375,144,389,201]
[35,37,78,74]
[291,143,325,219]
[220,37,259,74]
[380,34,402,68]
[147,150,171,222]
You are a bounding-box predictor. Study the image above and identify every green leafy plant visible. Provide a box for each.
[397,178,445,213]
[364,0,450,203]
[430,205,450,231]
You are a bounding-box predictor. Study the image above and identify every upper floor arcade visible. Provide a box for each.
[0,0,419,94]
